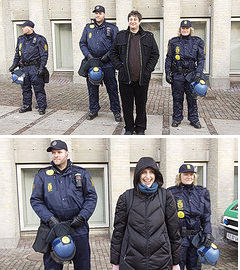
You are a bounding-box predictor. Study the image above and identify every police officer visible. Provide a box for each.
[9,20,48,115]
[80,5,122,122]
[168,164,213,270]
[30,140,97,270]
[165,20,205,129]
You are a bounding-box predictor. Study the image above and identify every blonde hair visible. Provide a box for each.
[175,173,197,186]
[178,27,195,36]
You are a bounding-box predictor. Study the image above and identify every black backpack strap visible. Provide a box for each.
[125,188,134,216]
[158,187,167,216]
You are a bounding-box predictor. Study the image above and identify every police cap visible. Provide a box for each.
[20,20,35,28]
[92,5,105,13]
[47,140,68,152]
[180,20,191,28]
[179,164,195,173]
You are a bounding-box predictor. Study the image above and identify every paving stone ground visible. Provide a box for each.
[0,73,239,135]
[0,233,237,270]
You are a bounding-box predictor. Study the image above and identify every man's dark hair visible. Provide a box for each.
[127,10,142,21]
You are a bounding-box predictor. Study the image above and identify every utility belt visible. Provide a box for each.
[172,61,195,76]
[181,227,200,237]
[19,60,40,67]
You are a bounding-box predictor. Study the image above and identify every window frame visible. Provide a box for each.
[17,163,109,231]
[13,21,25,47]
[181,18,210,74]
[51,20,74,72]
[230,18,240,75]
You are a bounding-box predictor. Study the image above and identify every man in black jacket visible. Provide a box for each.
[110,11,159,135]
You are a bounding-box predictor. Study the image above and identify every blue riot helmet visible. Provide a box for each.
[197,243,220,265]
[51,235,76,264]
[88,66,104,85]
[11,69,25,84]
[190,80,207,97]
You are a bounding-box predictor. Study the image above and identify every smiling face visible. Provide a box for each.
[180,26,191,36]
[180,172,194,185]
[139,168,155,187]
[52,149,68,168]
[94,11,105,24]
[128,15,141,32]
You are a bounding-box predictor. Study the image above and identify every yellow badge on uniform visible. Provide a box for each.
[178,211,185,219]
[200,80,205,85]
[19,43,22,50]
[90,24,95,29]
[44,44,48,51]
[177,199,183,210]
[46,169,54,176]
[91,178,94,187]
[89,33,92,39]
[175,46,180,54]
[175,55,180,61]
[48,183,53,192]
[62,236,70,244]
[32,183,35,192]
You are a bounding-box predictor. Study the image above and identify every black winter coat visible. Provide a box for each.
[109,26,159,86]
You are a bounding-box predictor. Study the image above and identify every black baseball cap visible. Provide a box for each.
[20,20,35,28]
[180,20,191,28]
[93,5,105,13]
[179,164,195,173]
[47,140,68,152]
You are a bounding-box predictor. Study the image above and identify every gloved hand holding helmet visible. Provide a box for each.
[9,63,19,73]
[11,69,25,84]
[88,66,104,85]
[203,233,213,248]
[71,215,85,228]
[51,235,76,264]
[166,71,173,84]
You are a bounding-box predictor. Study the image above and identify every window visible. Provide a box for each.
[234,162,238,200]
[184,162,207,187]
[230,19,240,74]
[141,19,163,73]
[182,18,210,73]
[52,21,73,71]
[13,21,25,47]
[17,164,108,231]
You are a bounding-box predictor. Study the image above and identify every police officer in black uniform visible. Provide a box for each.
[30,140,97,270]
[165,20,205,129]
[168,164,213,270]
[9,20,48,115]
[80,5,122,121]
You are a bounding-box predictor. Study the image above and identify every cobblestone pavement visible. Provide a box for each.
[0,233,237,270]
[0,74,239,135]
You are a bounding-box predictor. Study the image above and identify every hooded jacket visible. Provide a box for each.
[110,157,181,270]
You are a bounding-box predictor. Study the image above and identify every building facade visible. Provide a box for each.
[0,0,239,88]
[0,137,238,248]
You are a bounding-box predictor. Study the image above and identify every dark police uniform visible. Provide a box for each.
[168,165,212,270]
[80,18,121,117]
[12,30,48,112]
[165,21,205,127]
[30,159,97,270]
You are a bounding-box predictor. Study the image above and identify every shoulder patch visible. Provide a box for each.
[46,169,54,176]
[89,24,95,29]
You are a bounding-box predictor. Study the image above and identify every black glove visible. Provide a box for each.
[71,215,85,228]
[48,216,59,229]
[166,71,173,84]
[194,72,201,83]
[38,68,45,76]
[9,63,18,73]
[87,53,94,60]
[203,233,213,248]
[101,53,109,63]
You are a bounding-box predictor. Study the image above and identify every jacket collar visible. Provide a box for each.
[51,159,72,175]
[93,19,106,28]
[127,25,145,37]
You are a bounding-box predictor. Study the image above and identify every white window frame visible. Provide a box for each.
[13,21,25,47]
[51,20,73,72]
[185,162,207,187]
[141,19,163,73]
[17,163,109,231]
[230,18,240,75]
[182,18,210,74]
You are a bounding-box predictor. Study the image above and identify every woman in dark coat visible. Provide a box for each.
[110,157,181,270]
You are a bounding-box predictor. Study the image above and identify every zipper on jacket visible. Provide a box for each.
[126,32,132,84]
[145,198,150,270]
[139,33,146,86]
